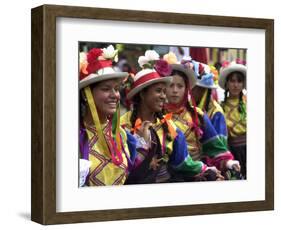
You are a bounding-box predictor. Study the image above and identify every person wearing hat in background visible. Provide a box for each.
[79,45,140,186]
[191,61,229,147]
[121,50,221,184]
[219,60,247,179]
[191,61,241,178]
[163,53,239,179]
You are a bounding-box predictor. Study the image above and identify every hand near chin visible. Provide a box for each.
[136,120,152,143]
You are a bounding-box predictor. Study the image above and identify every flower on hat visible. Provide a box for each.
[137,50,171,77]
[198,63,214,79]
[87,48,103,63]
[79,52,89,80]
[138,50,160,69]
[80,52,88,74]
[235,58,246,65]
[199,63,207,75]
[102,45,118,62]
[79,45,120,80]
[154,59,172,77]
[221,59,247,71]
[163,52,178,64]
[210,65,219,82]
[222,60,230,68]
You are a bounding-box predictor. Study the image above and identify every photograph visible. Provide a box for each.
[78,42,247,187]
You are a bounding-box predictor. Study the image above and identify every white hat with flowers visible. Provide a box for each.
[163,52,197,89]
[126,50,172,99]
[219,59,247,90]
[79,45,128,89]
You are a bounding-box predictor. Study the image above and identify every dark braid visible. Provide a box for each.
[155,111,172,142]
[186,100,197,122]
[186,99,204,128]
[130,94,141,133]
[204,89,212,113]
[238,91,243,113]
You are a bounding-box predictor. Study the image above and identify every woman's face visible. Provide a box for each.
[91,79,122,120]
[141,82,167,113]
[166,74,186,104]
[226,73,244,98]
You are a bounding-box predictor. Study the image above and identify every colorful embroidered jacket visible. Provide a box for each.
[167,106,234,172]
[167,107,201,161]
[120,111,205,182]
[222,98,247,146]
[206,99,228,148]
[80,121,137,186]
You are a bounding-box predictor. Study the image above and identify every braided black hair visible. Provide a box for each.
[155,111,172,142]
[204,89,212,112]
[238,91,243,113]
[130,94,141,133]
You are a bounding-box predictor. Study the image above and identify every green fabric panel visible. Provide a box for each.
[175,155,202,176]
[202,136,228,157]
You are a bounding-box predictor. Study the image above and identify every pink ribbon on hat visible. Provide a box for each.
[236,58,246,65]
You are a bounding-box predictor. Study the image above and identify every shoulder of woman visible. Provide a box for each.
[120,111,132,126]
[212,100,224,114]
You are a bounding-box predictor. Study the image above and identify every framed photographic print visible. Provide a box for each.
[31,4,274,225]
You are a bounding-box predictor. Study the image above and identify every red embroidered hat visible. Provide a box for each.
[79,45,128,89]
[126,50,172,99]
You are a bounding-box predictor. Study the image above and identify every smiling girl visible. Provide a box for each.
[79,45,137,186]
[121,50,220,184]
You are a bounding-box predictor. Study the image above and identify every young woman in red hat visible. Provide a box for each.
[79,45,139,186]
[121,50,221,184]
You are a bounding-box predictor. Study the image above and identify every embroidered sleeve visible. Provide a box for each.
[169,129,204,176]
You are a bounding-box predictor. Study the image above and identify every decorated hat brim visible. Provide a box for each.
[196,82,217,89]
[127,77,172,100]
[219,65,247,90]
[79,72,128,89]
[171,64,197,89]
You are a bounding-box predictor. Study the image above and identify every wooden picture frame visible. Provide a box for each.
[31,4,274,225]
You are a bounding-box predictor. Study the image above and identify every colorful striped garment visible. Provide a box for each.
[223,98,247,139]
[80,121,137,186]
[120,111,205,182]
[206,99,229,148]
[167,106,234,172]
